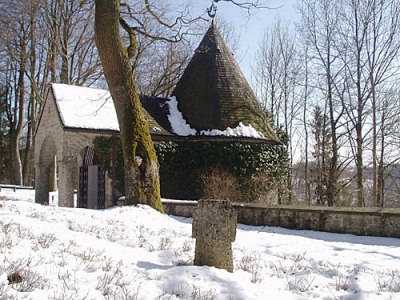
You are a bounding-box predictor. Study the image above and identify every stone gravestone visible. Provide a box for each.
[192,199,238,272]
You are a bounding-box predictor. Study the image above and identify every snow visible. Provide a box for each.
[1,189,400,299]
[166,96,266,139]
[166,96,197,136]
[200,122,265,139]
[52,83,119,131]
[51,84,265,139]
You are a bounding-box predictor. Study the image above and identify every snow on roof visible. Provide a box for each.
[51,83,119,131]
[166,96,266,139]
[200,122,265,139]
[166,96,196,136]
[50,84,266,139]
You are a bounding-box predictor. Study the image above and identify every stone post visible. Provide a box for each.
[57,155,78,207]
[35,162,51,205]
[192,199,238,272]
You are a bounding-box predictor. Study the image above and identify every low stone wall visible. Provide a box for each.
[162,200,400,238]
[162,200,197,217]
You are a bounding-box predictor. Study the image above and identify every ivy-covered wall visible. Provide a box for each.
[93,137,290,203]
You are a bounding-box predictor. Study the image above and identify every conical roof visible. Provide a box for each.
[171,22,279,142]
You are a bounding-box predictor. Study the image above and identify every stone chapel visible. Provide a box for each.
[34,23,282,208]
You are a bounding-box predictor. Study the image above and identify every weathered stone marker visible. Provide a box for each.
[192,199,238,272]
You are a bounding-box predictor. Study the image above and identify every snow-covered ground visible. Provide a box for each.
[0,189,399,300]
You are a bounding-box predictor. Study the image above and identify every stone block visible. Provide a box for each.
[192,199,237,272]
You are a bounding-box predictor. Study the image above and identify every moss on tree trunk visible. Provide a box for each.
[94,0,163,212]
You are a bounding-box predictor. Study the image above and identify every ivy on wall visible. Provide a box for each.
[93,136,125,195]
[155,141,290,202]
[93,136,290,203]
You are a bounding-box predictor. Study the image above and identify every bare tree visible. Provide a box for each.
[134,36,194,97]
[364,0,400,206]
[336,0,400,207]
[339,0,372,207]
[253,21,283,124]
[22,0,41,186]
[0,1,31,185]
[298,0,347,206]
[376,88,400,207]
[253,18,300,163]
[300,44,312,205]
[41,0,103,86]
[0,0,107,185]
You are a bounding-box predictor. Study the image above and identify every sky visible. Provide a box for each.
[1,188,400,299]
[181,0,299,83]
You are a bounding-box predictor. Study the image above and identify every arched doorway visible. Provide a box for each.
[35,136,57,205]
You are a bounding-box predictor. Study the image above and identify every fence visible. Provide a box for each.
[0,184,34,192]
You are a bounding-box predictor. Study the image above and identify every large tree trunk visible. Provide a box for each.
[94,0,163,212]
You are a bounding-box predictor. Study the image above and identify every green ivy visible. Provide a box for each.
[155,141,290,201]
[93,137,290,202]
[93,136,125,194]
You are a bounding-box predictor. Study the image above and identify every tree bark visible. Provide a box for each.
[326,43,337,207]
[377,102,386,207]
[303,47,310,205]
[354,11,366,208]
[9,132,23,185]
[23,11,37,186]
[9,32,27,185]
[94,0,163,212]
[371,74,378,206]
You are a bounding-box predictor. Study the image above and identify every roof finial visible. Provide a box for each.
[207,1,217,20]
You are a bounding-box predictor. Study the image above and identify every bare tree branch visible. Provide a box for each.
[214,0,277,10]
[119,17,137,58]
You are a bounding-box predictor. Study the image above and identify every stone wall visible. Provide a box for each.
[162,200,400,238]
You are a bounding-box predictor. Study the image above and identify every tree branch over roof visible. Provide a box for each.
[120,1,207,43]
[214,0,279,11]
[118,0,279,43]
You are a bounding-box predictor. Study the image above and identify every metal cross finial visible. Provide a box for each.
[207,1,217,19]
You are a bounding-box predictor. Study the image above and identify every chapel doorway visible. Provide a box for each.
[78,146,105,209]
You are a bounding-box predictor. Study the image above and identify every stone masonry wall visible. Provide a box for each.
[162,201,400,238]
[35,92,114,207]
